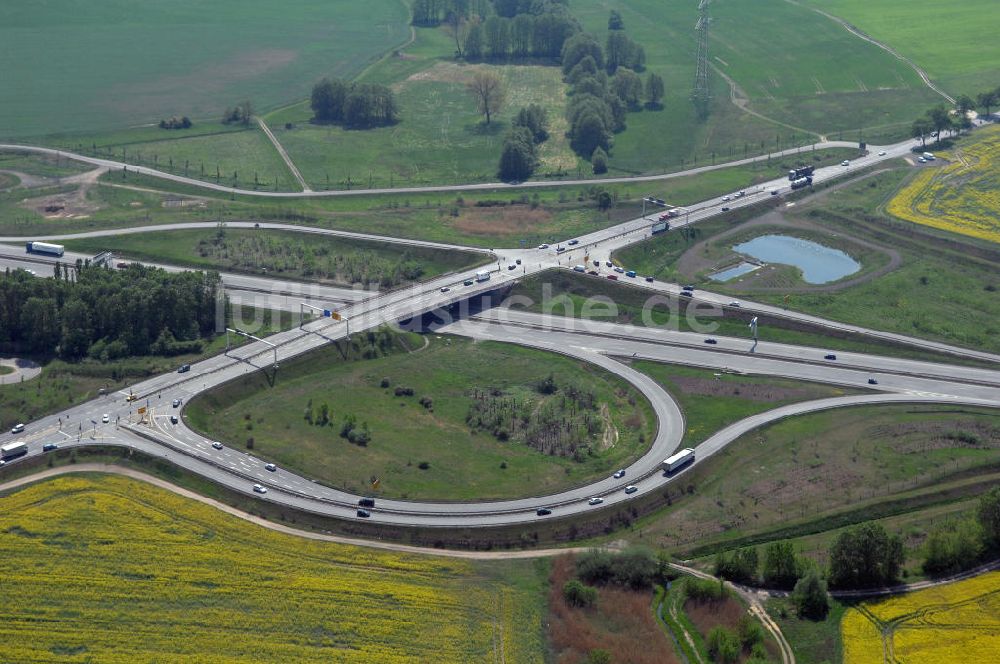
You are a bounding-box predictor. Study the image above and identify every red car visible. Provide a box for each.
[658,213,671,221]
[607,274,618,281]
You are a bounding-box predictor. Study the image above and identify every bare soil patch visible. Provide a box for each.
[452,205,553,237]
[668,375,825,403]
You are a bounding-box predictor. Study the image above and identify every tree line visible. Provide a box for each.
[310,78,399,129]
[0,264,223,361]
[912,85,1000,146]
[711,486,1000,620]
[415,0,580,62]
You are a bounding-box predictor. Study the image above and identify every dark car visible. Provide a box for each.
[593,260,600,266]
[605,261,613,268]
[704,338,717,344]
[169,415,178,424]
[42,443,59,452]
[358,497,376,508]
[682,285,695,291]
[177,364,190,373]
[645,276,654,282]
[463,279,474,286]
[868,377,879,385]
[721,206,731,211]
[356,509,371,518]
[679,291,693,298]
[568,239,579,246]
[536,508,552,516]
[515,258,521,265]
[507,264,516,270]
[588,270,599,276]
[824,354,837,360]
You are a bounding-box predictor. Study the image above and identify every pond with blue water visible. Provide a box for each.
[728,234,860,284]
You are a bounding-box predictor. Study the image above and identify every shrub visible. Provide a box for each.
[562,579,597,607]
[792,569,829,620]
[685,577,727,602]
[706,626,740,664]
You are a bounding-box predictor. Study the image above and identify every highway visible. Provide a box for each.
[2,131,997,529]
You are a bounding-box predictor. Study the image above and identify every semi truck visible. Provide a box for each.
[787,166,814,181]
[475,269,491,282]
[790,176,813,190]
[1,441,28,460]
[25,241,65,257]
[662,448,695,473]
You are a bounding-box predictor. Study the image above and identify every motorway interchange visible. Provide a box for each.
[3,134,998,529]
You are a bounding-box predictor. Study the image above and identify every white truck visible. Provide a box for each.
[662,448,695,473]
[25,241,65,257]
[1,441,28,460]
[475,269,491,283]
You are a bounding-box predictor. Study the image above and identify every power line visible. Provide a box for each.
[693,0,712,120]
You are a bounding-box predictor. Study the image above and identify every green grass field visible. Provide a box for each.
[0,474,546,662]
[800,0,1000,95]
[632,362,853,446]
[186,334,655,501]
[0,0,410,138]
[63,228,485,287]
[707,0,940,136]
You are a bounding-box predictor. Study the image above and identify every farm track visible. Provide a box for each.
[256,117,311,192]
[783,0,955,104]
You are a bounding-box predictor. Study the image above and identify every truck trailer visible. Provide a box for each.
[25,241,65,257]
[475,269,491,282]
[787,166,814,181]
[662,448,695,473]
[790,176,813,190]
[1,441,28,460]
[651,220,669,234]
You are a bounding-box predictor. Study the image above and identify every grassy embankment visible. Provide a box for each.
[63,228,485,288]
[619,403,1000,570]
[0,474,547,662]
[505,269,983,366]
[186,333,655,501]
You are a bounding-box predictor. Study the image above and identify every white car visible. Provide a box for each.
[624,485,638,494]
[721,195,731,202]
[10,424,25,434]
[212,441,224,450]
[588,497,604,506]
[918,157,927,163]
[878,150,886,156]
[439,286,450,293]
[728,301,741,308]
[265,463,277,472]
[841,160,850,166]
[538,243,549,249]
[253,484,267,494]
[613,469,626,479]
[102,414,110,424]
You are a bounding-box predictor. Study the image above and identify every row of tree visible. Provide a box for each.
[310,78,399,129]
[710,486,1000,621]
[0,265,223,361]
[912,84,1000,146]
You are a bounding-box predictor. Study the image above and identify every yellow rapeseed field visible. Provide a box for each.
[841,571,1000,663]
[0,475,544,663]
[886,126,1000,244]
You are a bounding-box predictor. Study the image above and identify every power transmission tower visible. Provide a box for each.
[693,0,711,120]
